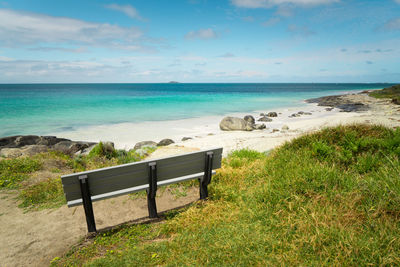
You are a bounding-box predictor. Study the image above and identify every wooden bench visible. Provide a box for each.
[61,147,223,232]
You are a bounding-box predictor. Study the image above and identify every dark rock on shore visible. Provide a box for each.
[267,112,278,117]
[181,137,193,141]
[258,116,273,122]
[157,139,175,146]
[306,95,369,112]
[134,141,157,150]
[0,135,97,157]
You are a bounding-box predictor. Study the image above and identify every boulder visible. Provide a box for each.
[258,116,272,122]
[157,139,175,146]
[254,124,266,130]
[134,141,157,150]
[282,125,289,131]
[14,135,41,147]
[80,144,97,156]
[259,113,265,117]
[0,136,19,148]
[289,113,301,118]
[102,141,115,153]
[52,141,91,155]
[182,137,193,141]
[243,115,255,125]
[272,129,280,133]
[20,145,48,156]
[37,136,70,146]
[267,112,278,117]
[219,116,253,131]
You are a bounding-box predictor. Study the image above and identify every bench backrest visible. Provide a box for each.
[61,147,223,207]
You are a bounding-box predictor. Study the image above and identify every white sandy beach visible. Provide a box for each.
[51,93,399,157]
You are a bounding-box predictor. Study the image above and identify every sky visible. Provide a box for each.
[0,0,399,83]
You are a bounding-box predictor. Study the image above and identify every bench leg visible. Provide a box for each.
[147,163,158,218]
[79,175,96,233]
[200,152,213,200]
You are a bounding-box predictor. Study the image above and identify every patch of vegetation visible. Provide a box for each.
[369,84,400,103]
[1,144,157,210]
[56,124,400,266]
[0,157,42,188]
[18,178,66,210]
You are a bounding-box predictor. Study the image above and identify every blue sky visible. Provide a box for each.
[0,0,399,83]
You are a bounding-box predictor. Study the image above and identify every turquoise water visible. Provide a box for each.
[0,83,392,137]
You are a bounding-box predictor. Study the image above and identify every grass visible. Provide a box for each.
[0,157,42,188]
[369,84,400,102]
[0,143,157,210]
[54,124,400,266]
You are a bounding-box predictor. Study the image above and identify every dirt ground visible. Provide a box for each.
[0,187,200,267]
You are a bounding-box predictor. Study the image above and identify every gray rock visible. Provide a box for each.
[0,136,19,148]
[219,116,253,131]
[134,141,157,150]
[133,148,148,158]
[157,139,175,146]
[289,113,301,118]
[267,112,278,117]
[282,125,289,131]
[258,116,272,122]
[260,113,265,117]
[102,141,115,153]
[243,115,255,125]
[0,148,22,158]
[80,144,97,156]
[38,136,70,146]
[272,129,280,133]
[20,145,48,156]
[52,141,91,155]
[306,95,369,112]
[254,124,266,130]
[14,135,41,147]
[181,137,193,141]
[325,107,334,111]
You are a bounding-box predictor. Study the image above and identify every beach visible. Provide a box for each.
[2,91,400,266]
[50,91,400,157]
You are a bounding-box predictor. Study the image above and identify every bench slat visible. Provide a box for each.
[62,148,222,204]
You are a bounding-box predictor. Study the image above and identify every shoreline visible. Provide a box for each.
[3,91,399,158]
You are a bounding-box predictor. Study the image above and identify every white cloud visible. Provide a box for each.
[184,28,218,40]
[0,9,149,51]
[231,0,339,8]
[105,4,145,21]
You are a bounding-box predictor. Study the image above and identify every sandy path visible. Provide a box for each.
[0,187,200,267]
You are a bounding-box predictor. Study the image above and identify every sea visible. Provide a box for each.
[0,83,393,138]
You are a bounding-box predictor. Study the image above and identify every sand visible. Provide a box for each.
[2,93,400,266]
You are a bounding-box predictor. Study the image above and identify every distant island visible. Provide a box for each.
[168,81,180,83]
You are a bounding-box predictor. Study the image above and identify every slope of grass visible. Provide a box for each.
[53,124,400,266]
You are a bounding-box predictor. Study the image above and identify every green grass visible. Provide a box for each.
[55,124,400,266]
[369,84,400,102]
[0,157,42,188]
